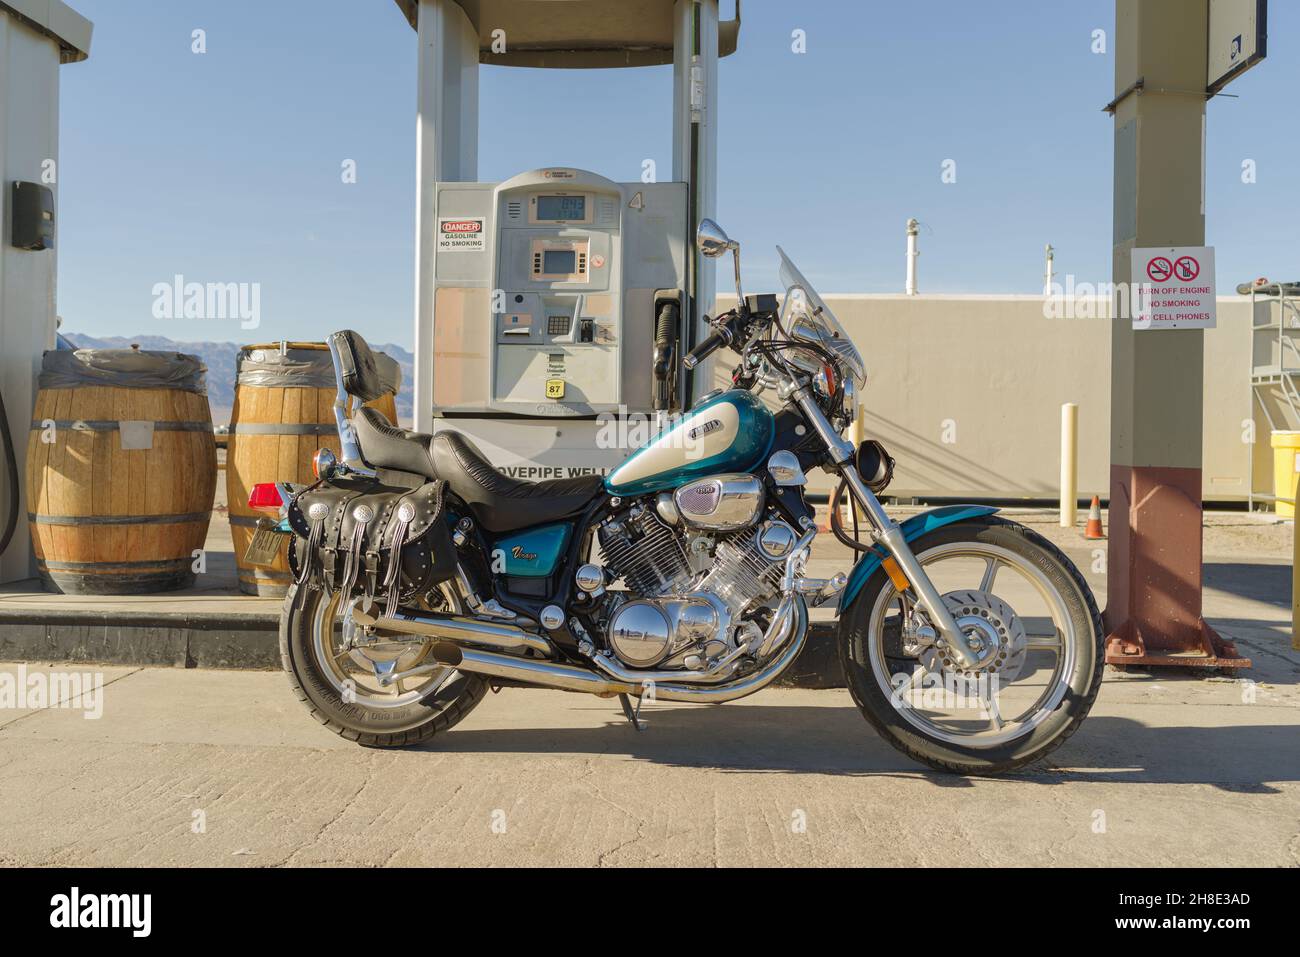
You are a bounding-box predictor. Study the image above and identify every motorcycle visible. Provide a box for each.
[246,220,1103,774]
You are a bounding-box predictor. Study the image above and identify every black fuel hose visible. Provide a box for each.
[653,302,678,411]
[0,386,19,556]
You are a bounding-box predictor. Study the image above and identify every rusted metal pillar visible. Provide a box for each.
[1105,0,1248,669]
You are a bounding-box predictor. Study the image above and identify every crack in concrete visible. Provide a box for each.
[0,666,143,730]
[597,817,648,867]
[278,752,380,866]
[571,748,653,867]
[377,782,466,867]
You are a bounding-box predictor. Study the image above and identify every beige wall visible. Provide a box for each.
[716,294,1257,502]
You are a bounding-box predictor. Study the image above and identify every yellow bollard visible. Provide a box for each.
[847,402,864,447]
[1293,471,1300,651]
[842,404,865,529]
[1060,403,1078,528]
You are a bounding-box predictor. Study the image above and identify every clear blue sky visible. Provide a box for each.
[57,0,1299,347]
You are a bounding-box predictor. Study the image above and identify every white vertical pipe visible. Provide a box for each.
[905,218,919,296]
[1060,402,1078,528]
[1044,243,1055,294]
[412,0,479,432]
[674,0,720,405]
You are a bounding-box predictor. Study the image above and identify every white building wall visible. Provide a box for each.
[716,294,1256,503]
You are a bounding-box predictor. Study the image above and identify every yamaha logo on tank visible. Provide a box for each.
[687,419,723,441]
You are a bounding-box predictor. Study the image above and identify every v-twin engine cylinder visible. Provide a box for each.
[595,494,800,671]
[696,524,788,611]
[597,505,691,596]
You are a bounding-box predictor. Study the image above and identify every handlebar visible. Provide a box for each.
[683,310,753,370]
[683,328,730,370]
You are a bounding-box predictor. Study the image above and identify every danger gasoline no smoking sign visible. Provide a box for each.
[1130,245,1216,330]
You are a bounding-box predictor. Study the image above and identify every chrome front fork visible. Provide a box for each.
[793,387,980,670]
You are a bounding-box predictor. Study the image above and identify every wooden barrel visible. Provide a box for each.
[226,342,399,596]
[25,348,217,594]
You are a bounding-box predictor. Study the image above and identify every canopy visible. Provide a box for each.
[0,0,92,63]
[390,0,739,68]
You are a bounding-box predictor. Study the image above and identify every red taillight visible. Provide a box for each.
[248,483,285,513]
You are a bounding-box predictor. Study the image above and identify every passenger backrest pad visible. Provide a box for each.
[330,330,401,402]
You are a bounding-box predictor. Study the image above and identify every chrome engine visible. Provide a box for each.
[593,492,801,672]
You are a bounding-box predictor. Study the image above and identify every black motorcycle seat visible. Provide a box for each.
[352,408,603,533]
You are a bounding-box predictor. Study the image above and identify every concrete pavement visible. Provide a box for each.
[0,645,1296,866]
[0,506,1295,867]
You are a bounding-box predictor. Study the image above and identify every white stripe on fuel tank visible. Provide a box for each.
[610,401,742,487]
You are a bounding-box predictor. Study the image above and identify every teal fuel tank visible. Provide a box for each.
[604,390,776,496]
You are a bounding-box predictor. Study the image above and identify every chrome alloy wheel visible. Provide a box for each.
[869,542,1078,749]
[310,584,460,709]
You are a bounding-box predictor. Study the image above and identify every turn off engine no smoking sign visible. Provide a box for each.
[1130,246,1216,329]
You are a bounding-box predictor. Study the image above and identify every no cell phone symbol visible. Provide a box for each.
[1174,256,1200,281]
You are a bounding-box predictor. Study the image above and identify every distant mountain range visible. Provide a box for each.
[62,333,415,427]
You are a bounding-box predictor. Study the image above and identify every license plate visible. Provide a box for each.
[244,524,290,568]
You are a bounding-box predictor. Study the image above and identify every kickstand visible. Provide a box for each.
[618,693,646,732]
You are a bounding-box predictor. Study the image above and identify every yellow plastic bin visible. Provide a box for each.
[1270,430,1300,518]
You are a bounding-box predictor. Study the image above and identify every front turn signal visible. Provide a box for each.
[882,556,911,592]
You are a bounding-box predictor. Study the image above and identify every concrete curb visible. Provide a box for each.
[0,608,847,687]
[0,608,280,670]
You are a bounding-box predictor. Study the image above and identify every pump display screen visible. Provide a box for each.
[536,195,586,221]
[542,249,577,275]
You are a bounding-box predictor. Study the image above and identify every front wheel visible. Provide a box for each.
[839,516,1103,775]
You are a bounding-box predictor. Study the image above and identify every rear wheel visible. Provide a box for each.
[280,581,487,747]
[839,517,1103,775]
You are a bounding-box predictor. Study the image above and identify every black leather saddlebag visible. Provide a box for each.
[286,475,455,615]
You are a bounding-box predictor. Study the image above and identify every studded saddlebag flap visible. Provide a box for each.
[286,476,455,615]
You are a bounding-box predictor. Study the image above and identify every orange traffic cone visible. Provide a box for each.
[1084,495,1105,539]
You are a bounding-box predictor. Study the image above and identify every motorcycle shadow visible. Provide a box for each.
[416,698,915,775]
[413,698,1297,790]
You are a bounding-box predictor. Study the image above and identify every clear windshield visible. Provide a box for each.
[776,246,867,387]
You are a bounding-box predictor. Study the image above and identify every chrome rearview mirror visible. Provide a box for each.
[696,219,733,258]
[697,219,746,306]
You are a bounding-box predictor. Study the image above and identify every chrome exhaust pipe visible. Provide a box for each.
[426,598,809,704]
[429,643,633,697]
[351,605,554,657]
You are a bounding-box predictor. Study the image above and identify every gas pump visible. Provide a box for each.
[391,0,739,478]
[431,168,686,419]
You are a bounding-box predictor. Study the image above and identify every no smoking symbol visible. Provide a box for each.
[1146,257,1173,282]
[1174,256,1199,281]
